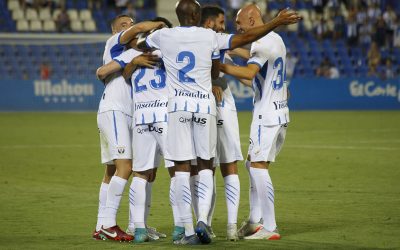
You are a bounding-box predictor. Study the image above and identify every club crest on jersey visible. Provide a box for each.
[117,147,125,154]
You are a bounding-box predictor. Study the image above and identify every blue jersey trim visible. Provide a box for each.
[196,103,200,113]
[112,111,118,144]
[248,61,262,69]
[110,43,124,59]
[257,125,261,145]
[141,113,145,124]
[113,59,126,68]
[278,116,281,125]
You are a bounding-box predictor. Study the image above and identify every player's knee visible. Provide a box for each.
[220,162,238,177]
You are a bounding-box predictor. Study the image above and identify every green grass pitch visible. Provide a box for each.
[0,111,399,249]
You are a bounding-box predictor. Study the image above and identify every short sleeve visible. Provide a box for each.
[211,32,221,60]
[247,42,268,69]
[216,33,234,50]
[145,29,162,49]
[113,49,142,68]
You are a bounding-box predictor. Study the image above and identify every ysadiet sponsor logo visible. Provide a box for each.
[174,89,210,99]
[135,100,168,110]
[273,100,288,110]
[349,80,399,102]
[34,79,94,103]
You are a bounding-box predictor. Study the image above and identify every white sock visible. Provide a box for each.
[246,160,262,224]
[190,174,200,221]
[207,175,216,226]
[197,169,214,223]
[224,174,240,224]
[103,176,127,228]
[145,181,152,226]
[170,177,183,227]
[175,171,194,236]
[249,167,277,231]
[128,180,135,231]
[96,182,108,231]
[130,177,147,229]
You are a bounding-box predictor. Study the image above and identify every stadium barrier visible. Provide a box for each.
[0,77,399,111]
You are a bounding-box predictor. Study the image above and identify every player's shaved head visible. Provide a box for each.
[175,0,201,26]
[111,14,134,34]
[236,4,264,33]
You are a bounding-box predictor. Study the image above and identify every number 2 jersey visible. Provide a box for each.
[248,31,289,126]
[114,49,168,125]
[145,27,220,116]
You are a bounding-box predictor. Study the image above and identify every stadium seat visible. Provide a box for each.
[71,20,83,32]
[52,9,61,19]
[83,20,96,32]
[30,20,42,31]
[7,0,19,11]
[43,20,56,32]
[79,10,92,21]
[26,8,39,21]
[16,20,29,31]
[39,8,52,21]
[67,9,79,21]
[12,9,24,20]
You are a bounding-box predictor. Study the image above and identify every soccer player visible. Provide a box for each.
[193,5,300,241]
[142,0,221,245]
[97,17,182,242]
[119,19,180,243]
[220,4,290,240]
[94,15,165,241]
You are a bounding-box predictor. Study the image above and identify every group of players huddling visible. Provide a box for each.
[93,0,300,245]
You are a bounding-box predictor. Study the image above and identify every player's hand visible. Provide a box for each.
[275,8,302,25]
[212,86,223,103]
[131,53,160,68]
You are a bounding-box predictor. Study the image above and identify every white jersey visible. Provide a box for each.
[248,31,289,126]
[124,50,168,125]
[146,27,220,116]
[215,33,237,111]
[98,31,133,116]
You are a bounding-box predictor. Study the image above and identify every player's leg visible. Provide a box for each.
[98,111,133,241]
[189,162,199,221]
[245,124,287,240]
[94,164,115,239]
[168,166,185,241]
[165,111,199,245]
[192,113,217,244]
[128,123,160,243]
[216,108,243,240]
[206,168,216,238]
[220,162,240,241]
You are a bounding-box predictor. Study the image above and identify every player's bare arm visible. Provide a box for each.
[212,86,223,103]
[120,21,166,45]
[239,78,253,87]
[96,61,121,81]
[122,53,160,80]
[230,8,301,49]
[228,48,250,60]
[220,63,259,80]
[211,59,220,80]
